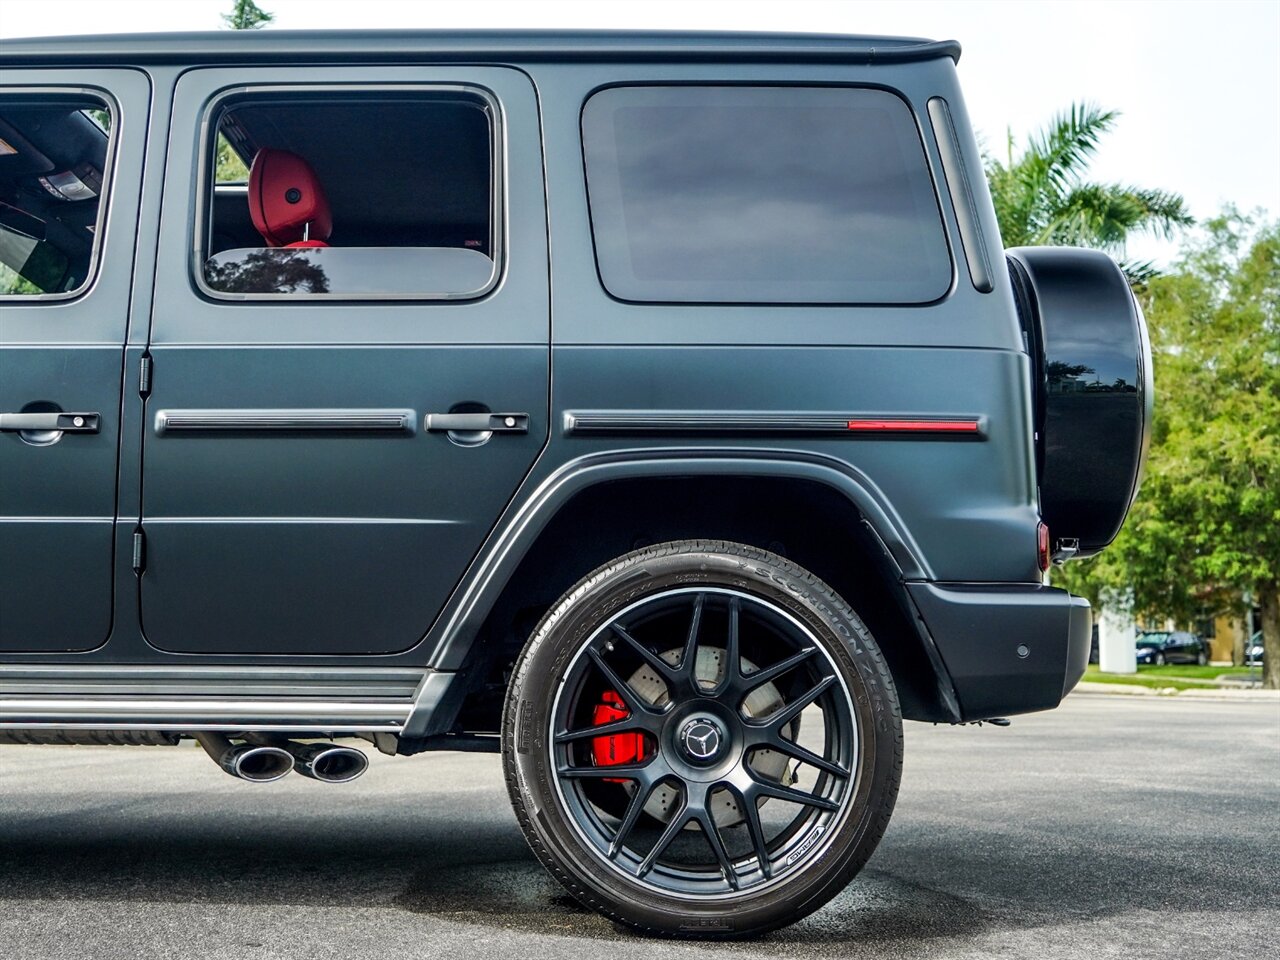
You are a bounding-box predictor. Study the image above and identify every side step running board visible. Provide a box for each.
[0,698,410,731]
[0,665,443,733]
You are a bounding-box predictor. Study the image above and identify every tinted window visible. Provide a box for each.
[0,94,113,297]
[582,86,951,304]
[199,89,498,299]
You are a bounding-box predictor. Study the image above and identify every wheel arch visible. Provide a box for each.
[411,451,961,736]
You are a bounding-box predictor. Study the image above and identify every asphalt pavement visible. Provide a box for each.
[1,694,1277,960]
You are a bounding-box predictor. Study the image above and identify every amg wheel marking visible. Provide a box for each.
[786,824,824,865]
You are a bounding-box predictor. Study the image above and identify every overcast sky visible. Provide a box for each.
[2,0,1276,266]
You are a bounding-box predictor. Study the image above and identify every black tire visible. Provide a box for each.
[502,540,903,938]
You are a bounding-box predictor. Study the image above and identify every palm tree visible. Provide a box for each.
[986,103,1193,283]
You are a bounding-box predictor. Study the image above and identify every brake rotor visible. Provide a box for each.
[621,646,797,829]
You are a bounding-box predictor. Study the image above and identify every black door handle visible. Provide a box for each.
[424,412,528,434]
[0,412,100,433]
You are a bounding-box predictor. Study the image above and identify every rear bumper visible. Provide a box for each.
[907,582,1092,721]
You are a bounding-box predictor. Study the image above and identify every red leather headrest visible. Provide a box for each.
[248,148,333,247]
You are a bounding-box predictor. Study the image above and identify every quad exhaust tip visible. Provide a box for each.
[192,733,368,784]
[226,744,295,782]
[194,732,294,783]
[286,742,369,783]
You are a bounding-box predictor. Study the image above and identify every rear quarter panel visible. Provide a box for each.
[525,57,1039,585]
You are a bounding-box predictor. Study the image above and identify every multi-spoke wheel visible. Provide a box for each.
[503,540,903,937]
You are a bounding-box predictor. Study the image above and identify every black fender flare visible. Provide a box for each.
[424,447,930,667]
[402,448,958,737]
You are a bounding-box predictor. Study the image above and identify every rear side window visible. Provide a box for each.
[0,92,113,298]
[582,86,951,304]
[198,87,500,300]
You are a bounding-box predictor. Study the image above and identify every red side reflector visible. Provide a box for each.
[1037,522,1051,572]
[845,419,980,433]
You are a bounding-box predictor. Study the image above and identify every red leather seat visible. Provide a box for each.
[247,148,333,248]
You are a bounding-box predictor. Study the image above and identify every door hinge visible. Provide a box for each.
[139,354,153,398]
[131,528,146,574]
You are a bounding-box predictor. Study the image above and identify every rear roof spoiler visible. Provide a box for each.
[0,30,962,66]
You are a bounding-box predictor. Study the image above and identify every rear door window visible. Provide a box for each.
[581,85,951,304]
[0,92,114,298]
[198,87,500,299]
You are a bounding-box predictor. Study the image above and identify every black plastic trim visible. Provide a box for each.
[906,581,1091,721]
[927,97,993,293]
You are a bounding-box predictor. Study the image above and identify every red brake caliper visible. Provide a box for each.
[591,690,648,782]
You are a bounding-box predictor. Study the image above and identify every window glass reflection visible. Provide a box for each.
[582,86,952,304]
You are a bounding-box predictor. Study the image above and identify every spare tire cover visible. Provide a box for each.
[1006,247,1153,558]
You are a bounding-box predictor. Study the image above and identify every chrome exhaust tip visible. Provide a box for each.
[226,744,295,782]
[287,742,369,783]
[194,733,295,783]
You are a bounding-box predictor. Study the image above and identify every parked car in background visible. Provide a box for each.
[1136,631,1209,666]
[1244,630,1265,666]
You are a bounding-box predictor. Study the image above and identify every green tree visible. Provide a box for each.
[0,262,43,295]
[222,0,273,30]
[214,0,269,181]
[986,103,1193,282]
[1057,211,1280,687]
[215,136,250,182]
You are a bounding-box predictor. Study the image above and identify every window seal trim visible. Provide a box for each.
[190,82,505,304]
[927,97,993,294]
[0,85,120,304]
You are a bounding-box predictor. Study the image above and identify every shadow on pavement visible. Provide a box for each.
[3,805,1257,950]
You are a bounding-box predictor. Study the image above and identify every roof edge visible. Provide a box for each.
[0,29,961,65]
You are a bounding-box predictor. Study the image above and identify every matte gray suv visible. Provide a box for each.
[0,30,1150,937]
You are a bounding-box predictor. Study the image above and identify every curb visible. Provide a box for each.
[1073,680,1280,702]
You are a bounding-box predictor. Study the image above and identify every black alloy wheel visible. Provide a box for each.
[503,541,902,937]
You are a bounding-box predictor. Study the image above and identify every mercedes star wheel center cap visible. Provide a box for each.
[679,716,725,763]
